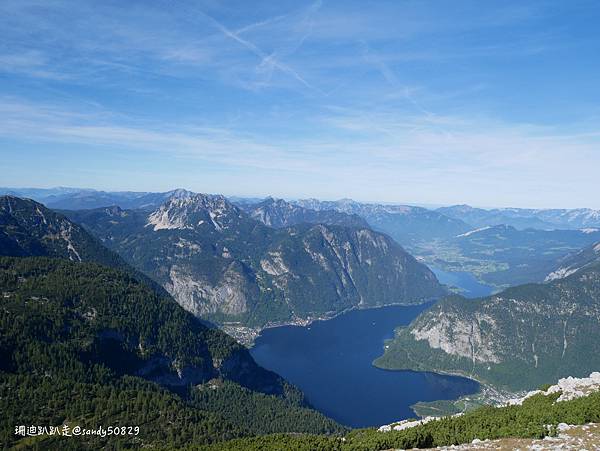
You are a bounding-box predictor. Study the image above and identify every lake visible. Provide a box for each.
[431,267,495,298]
[250,304,479,428]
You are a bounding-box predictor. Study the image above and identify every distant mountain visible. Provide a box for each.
[449,224,600,287]
[241,197,369,229]
[0,186,93,199]
[293,198,471,247]
[228,196,268,207]
[375,261,600,391]
[439,204,600,230]
[283,200,600,290]
[0,186,192,211]
[66,192,445,332]
[546,241,600,281]
[45,190,172,210]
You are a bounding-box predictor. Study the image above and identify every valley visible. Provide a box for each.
[4,3,600,448]
[2,189,600,449]
[408,226,600,292]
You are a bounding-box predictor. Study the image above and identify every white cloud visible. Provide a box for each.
[2,96,600,208]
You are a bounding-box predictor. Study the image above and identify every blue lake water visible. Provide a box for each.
[431,267,495,298]
[250,304,479,428]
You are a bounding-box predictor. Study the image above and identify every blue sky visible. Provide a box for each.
[1,0,600,208]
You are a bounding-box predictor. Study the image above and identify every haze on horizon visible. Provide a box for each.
[1,0,600,209]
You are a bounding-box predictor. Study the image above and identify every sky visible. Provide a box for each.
[1,0,600,209]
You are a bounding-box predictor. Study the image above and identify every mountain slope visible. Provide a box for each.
[0,195,127,268]
[0,195,172,295]
[65,193,445,331]
[0,256,343,449]
[546,241,600,281]
[374,262,600,391]
[294,198,471,248]
[242,197,369,229]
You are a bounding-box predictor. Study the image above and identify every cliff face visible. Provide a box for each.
[409,307,502,365]
[66,192,445,329]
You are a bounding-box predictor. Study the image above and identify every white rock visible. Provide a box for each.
[506,372,600,406]
[557,423,571,432]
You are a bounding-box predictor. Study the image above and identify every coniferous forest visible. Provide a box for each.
[0,256,343,449]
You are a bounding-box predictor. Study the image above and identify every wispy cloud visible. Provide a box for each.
[1,1,599,207]
[2,96,599,191]
[195,1,324,92]
[0,0,556,93]
[0,51,69,80]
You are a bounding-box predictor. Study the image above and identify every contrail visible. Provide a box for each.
[200,10,319,93]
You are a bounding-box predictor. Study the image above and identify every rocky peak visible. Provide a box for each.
[248,198,297,227]
[256,197,293,211]
[147,192,241,232]
[333,198,360,209]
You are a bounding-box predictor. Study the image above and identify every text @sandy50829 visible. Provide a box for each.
[15,425,140,438]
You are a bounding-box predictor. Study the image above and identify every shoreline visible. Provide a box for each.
[373,358,521,418]
[222,299,438,347]
[225,300,512,422]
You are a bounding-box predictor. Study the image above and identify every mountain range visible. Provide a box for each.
[293,198,472,247]
[2,188,473,248]
[63,192,445,338]
[0,186,180,211]
[6,186,600,232]
[240,197,369,229]
[241,197,600,289]
[3,190,600,449]
[439,204,600,230]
